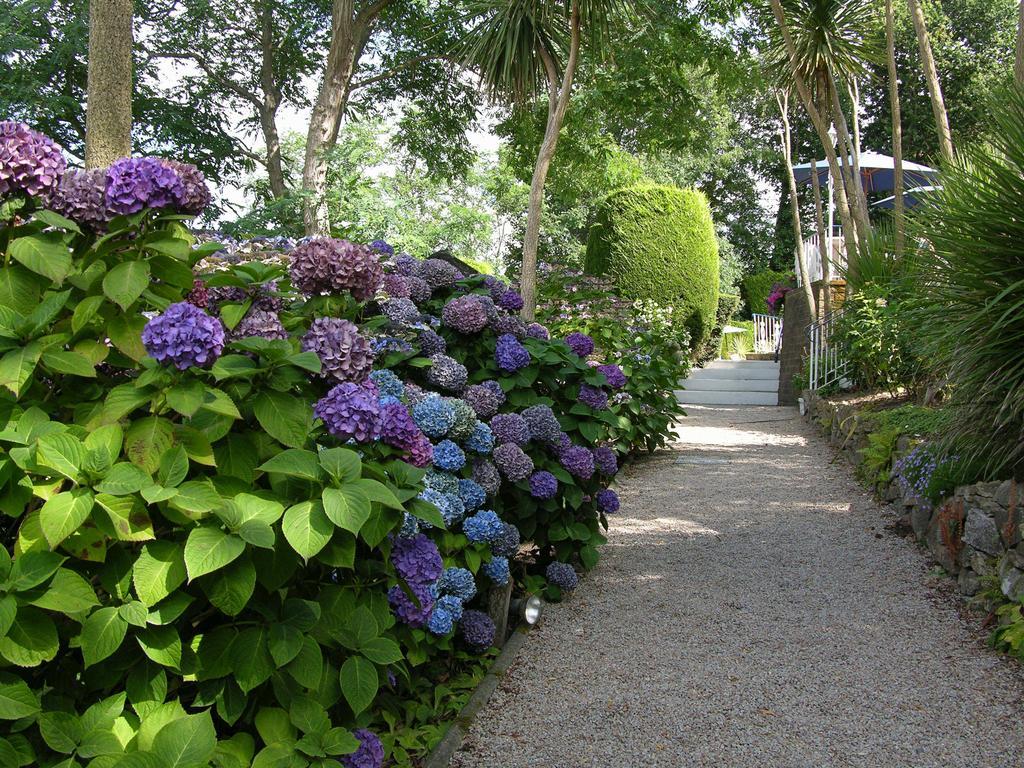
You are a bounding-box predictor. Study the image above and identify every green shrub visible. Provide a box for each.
[719,320,754,359]
[695,293,740,365]
[911,85,1024,474]
[584,184,719,350]
[740,269,792,317]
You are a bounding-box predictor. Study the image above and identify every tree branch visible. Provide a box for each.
[348,54,459,91]
[153,51,263,109]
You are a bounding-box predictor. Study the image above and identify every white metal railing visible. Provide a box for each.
[797,234,847,286]
[752,313,783,355]
[807,309,850,391]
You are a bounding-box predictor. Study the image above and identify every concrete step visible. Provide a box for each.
[683,377,779,393]
[688,364,780,382]
[675,389,779,406]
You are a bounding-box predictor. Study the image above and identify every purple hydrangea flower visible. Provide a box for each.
[579,384,609,410]
[160,159,211,215]
[415,258,462,290]
[380,403,433,467]
[289,237,383,300]
[482,380,505,400]
[498,289,524,312]
[594,447,618,476]
[382,273,410,298]
[301,317,375,383]
[49,168,110,228]
[459,609,496,652]
[490,413,531,446]
[436,594,464,622]
[560,445,595,480]
[142,302,225,370]
[491,313,527,339]
[526,323,550,340]
[565,332,595,357]
[495,334,530,373]
[442,295,489,334]
[369,369,404,399]
[493,443,534,482]
[597,363,627,389]
[463,384,502,420]
[521,405,561,444]
[491,522,520,558]
[0,121,66,201]
[314,382,382,442]
[381,297,421,326]
[106,157,185,215]
[427,603,456,635]
[426,354,468,393]
[342,729,384,768]
[231,309,288,341]
[407,276,433,304]
[417,328,447,356]
[388,582,435,628]
[529,470,558,500]
[471,458,501,496]
[483,275,507,301]
[596,488,620,513]
[390,533,443,584]
[546,561,579,592]
[369,239,394,257]
[187,279,209,309]
[394,252,417,275]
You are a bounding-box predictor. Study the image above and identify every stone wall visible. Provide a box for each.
[804,391,1024,603]
[777,291,810,406]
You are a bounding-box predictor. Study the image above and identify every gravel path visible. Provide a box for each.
[451,406,1024,768]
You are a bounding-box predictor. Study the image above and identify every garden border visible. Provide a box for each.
[422,626,531,768]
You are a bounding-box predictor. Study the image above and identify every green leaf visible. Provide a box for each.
[33,208,81,233]
[133,541,187,607]
[38,710,82,753]
[0,673,39,719]
[254,707,294,747]
[0,596,14,637]
[358,637,403,665]
[0,342,41,397]
[288,696,329,736]
[36,432,85,480]
[285,637,323,689]
[39,489,95,548]
[173,425,216,467]
[254,391,312,448]
[339,655,378,715]
[200,388,241,419]
[136,625,182,670]
[202,553,255,616]
[232,493,284,525]
[25,568,99,614]
[233,626,274,692]
[237,520,275,549]
[285,351,322,374]
[0,266,43,316]
[323,727,359,756]
[167,479,220,517]
[107,314,148,362]
[0,606,57,666]
[351,478,404,510]
[258,449,322,481]
[219,302,251,331]
[322,487,370,534]
[165,381,205,418]
[9,232,72,284]
[125,417,175,474]
[41,350,96,378]
[119,600,149,627]
[152,710,217,768]
[158,445,189,488]
[102,261,151,311]
[147,592,194,626]
[210,355,258,381]
[184,527,245,581]
[268,623,303,667]
[282,501,332,560]
[8,551,64,591]
[72,295,105,335]
[213,434,257,482]
[80,606,128,667]
[318,448,361,483]
[408,497,445,529]
[95,462,151,495]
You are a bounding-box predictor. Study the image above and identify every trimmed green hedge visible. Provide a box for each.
[741,269,792,317]
[584,184,719,349]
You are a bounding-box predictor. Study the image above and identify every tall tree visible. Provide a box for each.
[84,0,133,166]
[1017,0,1024,85]
[886,0,906,256]
[777,90,818,319]
[461,0,628,319]
[906,0,954,161]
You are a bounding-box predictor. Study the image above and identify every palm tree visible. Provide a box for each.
[776,90,818,320]
[906,0,954,162]
[460,0,628,320]
[886,0,906,257]
[85,0,133,167]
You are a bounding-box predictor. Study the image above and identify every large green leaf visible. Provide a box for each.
[152,710,217,768]
[0,342,41,398]
[102,261,151,311]
[202,554,255,617]
[36,432,85,481]
[233,626,274,692]
[38,710,82,753]
[125,417,175,474]
[253,391,312,448]
[359,637,403,665]
[285,637,323,689]
[318,447,361,483]
[9,232,72,284]
[184,527,245,581]
[40,350,96,378]
[0,607,58,666]
[25,568,99,614]
[107,314,148,361]
[339,655,378,715]
[79,607,128,667]
[133,541,187,607]
[258,449,322,481]
[0,673,40,719]
[281,501,332,560]
[95,462,151,495]
[39,489,95,548]
[136,625,182,671]
[322,487,370,534]
[0,266,43,316]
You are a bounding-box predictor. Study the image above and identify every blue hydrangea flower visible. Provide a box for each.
[436,594,464,622]
[426,604,456,635]
[463,510,504,543]
[398,513,420,538]
[546,561,579,592]
[369,369,404,399]
[432,439,466,471]
[440,492,466,526]
[378,394,400,406]
[416,489,446,528]
[458,479,487,511]
[483,555,510,585]
[491,522,521,558]
[437,567,477,603]
[413,395,457,439]
[464,421,495,455]
[423,469,459,495]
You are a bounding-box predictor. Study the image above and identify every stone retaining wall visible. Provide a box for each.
[804,391,1024,603]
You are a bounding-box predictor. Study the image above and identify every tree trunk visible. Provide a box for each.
[1016,0,1024,87]
[519,1,581,320]
[84,0,133,167]
[907,0,954,162]
[260,1,286,199]
[810,159,831,317]
[887,0,906,258]
[778,91,817,321]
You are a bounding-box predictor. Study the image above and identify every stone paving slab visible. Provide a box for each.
[450,406,1024,768]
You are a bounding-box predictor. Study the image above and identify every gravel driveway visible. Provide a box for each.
[450,406,1024,768]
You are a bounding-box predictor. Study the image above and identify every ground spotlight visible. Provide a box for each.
[510,594,544,627]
